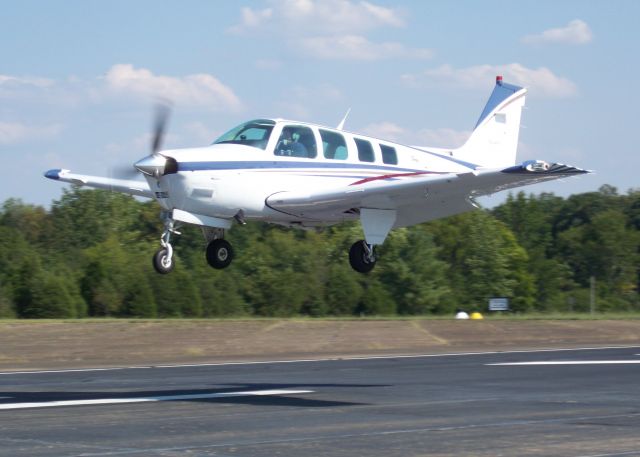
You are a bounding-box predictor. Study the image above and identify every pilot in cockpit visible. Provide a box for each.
[276,128,308,157]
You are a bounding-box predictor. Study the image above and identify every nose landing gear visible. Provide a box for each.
[151,216,236,274]
[152,214,181,274]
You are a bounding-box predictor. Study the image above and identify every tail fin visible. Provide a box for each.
[454,76,527,168]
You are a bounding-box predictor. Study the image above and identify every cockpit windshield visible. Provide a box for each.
[213,119,275,150]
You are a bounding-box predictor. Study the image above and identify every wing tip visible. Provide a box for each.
[502,162,591,175]
[44,169,62,180]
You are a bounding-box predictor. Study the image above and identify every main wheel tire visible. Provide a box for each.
[153,248,174,274]
[349,240,376,273]
[206,239,234,269]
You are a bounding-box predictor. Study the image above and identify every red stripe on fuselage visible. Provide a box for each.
[349,171,435,186]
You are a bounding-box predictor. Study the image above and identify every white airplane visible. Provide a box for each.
[45,76,587,274]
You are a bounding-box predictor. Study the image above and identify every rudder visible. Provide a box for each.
[454,76,527,168]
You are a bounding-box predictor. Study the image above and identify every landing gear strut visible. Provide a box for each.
[152,213,180,274]
[349,239,377,273]
[203,228,234,269]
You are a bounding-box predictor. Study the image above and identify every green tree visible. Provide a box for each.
[557,208,639,308]
[324,264,363,315]
[0,199,47,245]
[441,212,534,311]
[0,284,15,318]
[493,192,574,310]
[150,268,202,317]
[49,188,145,251]
[20,271,77,318]
[121,270,157,317]
[378,228,452,315]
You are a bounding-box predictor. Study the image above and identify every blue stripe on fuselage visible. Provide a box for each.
[177,160,445,174]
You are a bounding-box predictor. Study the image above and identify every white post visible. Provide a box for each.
[590,276,596,315]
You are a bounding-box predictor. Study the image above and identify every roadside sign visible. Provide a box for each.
[488,297,509,311]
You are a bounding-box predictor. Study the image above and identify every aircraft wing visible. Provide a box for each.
[44,169,153,198]
[266,163,589,228]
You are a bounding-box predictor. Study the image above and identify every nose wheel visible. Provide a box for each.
[206,239,234,269]
[153,247,174,274]
[152,213,180,274]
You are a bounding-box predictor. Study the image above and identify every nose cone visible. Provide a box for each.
[134,153,167,177]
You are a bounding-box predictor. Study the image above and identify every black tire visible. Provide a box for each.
[153,248,174,274]
[206,239,234,269]
[349,240,376,273]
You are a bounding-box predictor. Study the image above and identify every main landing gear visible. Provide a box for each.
[206,239,234,269]
[349,240,377,273]
[203,227,234,270]
[151,211,381,274]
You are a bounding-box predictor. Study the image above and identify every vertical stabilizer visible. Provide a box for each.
[454,76,527,168]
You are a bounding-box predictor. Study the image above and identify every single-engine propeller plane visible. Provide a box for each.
[45,77,588,274]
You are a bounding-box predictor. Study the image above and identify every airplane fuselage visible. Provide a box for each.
[152,118,474,227]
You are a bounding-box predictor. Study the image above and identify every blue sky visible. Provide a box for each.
[1,0,639,207]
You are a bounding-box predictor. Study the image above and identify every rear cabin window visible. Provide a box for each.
[274,125,317,158]
[380,144,398,165]
[354,138,375,163]
[319,129,348,160]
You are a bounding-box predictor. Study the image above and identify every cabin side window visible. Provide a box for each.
[354,138,375,163]
[274,125,317,158]
[319,129,348,160]
[380,144,398,165]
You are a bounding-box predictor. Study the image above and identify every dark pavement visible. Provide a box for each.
[1,347,640,456]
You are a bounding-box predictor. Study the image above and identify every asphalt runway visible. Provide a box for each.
[1,347,640,457]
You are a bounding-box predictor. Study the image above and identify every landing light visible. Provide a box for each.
[523,160,550,172]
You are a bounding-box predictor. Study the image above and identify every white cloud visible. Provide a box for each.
[229,0,404,35]
[0,122,30,144]
[275,101,312,120]
[183,121,219,145]
[292,83,343,102]
[228,6,273,33]
[0,75,54,88]
[522,19,593,45]
[360,122,407,141]
[104,64,243,111]
[0,75,59,103]
[275,83,344,120]
[360,122,470,148]
[300,35,433,60]
[415,128,471,149]
[229,1,425,62]
[402,63,577,98]
[0,121,63,145]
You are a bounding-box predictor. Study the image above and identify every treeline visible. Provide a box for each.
[0,185,638,318]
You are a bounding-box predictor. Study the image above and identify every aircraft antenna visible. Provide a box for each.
[337,108,351,130]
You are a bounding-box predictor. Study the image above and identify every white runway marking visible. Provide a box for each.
[489,360,640,366]
[0,389,313,410]
[2,345,640,376]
